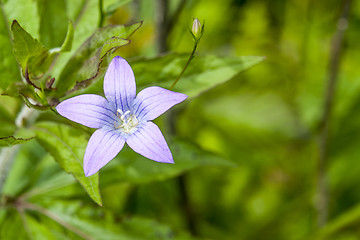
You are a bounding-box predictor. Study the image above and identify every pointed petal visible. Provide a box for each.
[84,128,125,177]
[133,87,187,121]
[56,94,115,129]
[126,121,173,163]
[103,56,136,112]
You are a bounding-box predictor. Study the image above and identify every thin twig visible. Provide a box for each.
[317,0,351,227]
[169,42,197,90]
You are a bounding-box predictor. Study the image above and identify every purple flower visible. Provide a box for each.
[56,56,187,177]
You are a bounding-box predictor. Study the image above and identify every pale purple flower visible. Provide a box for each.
[56,56,187,177]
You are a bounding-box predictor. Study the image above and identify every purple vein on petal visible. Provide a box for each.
[126,122,173,163]
[140,125,170,159]
[84,129,125,176]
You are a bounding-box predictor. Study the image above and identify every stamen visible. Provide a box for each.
[114,109,139,133]
[117,109,123,117]
[114,121,120,129]
[120,110,130,121]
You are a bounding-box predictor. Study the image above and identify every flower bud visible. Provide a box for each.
[192,18,202,39]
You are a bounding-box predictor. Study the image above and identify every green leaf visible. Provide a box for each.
[56,21,142,97]
[104,0,133,16]
[79,54,265,99]
[133,54,265,98]
[37,0,68,49]
[100,37,130,59]
[26,200,191,240]
[308,203,360,240]
[3,0,40,38]
[0,136,34,147]
[0,209,28,239]
[0,104,16,137]
[32,122,102,206]
[0,5,20,90]
[101,139,235,185]
[10,20,53,78]
[25,214,62,240]
[60,21,74,52]
[11,20,47,70]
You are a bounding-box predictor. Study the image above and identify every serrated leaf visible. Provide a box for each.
[11,20,47,68]
[0,136,34,147]
[101,139,235,185]
[32,122,102,206]
[100,37,130,59]
[55,21,142,97]
[10,20,53,78]
[37,0,68,49]
[133,54,265,98]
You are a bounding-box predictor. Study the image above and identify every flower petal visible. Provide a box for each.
[84,128,125,177]
[126,121,173,163]
[132,86,187,121]
[56,94,116,129]
[103,56,136,112]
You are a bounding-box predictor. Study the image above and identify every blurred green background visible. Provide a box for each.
[1,0,360,239]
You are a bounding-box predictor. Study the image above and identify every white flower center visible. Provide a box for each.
[114,109,139,134]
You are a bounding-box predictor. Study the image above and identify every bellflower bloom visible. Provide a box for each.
[56,56,187,177]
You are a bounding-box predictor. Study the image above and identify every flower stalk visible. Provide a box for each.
[169,19,204,91]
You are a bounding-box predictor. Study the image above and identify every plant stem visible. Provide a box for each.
[169,42,198,90]
[98,0,104,28]
[317,0,351,227]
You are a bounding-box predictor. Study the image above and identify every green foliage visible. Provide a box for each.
[0,104,16,137]
[32,122,102,206]
[100,37,130,59]
[3,0,359,239]
[0,7,19,90]
[0,136,34,147]
[82,54,264,100]
[11,20,54,78]
[101,139,235,185]
[132,54,265,98]
[104,0,133,17]
[56,21,142,97]
[60,21,74,52]
[0,209,28,239]
[37,0,68,49]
